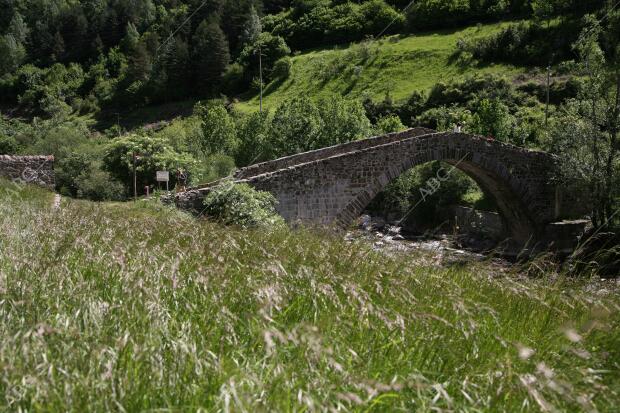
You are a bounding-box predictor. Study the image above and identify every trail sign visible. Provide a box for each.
[156,171,169,182]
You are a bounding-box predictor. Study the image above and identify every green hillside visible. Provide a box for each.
[238,22,525,111]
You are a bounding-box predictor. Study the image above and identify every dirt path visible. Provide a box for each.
[52,194,61,209]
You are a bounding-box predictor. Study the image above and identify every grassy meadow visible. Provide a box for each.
[238,22,525,112]
[1,180,619,411]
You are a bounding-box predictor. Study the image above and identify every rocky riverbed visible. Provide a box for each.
[348,216,620,284]
[346,215,512,268]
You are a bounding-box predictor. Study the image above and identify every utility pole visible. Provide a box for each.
[259,43,263,113]
[545,64,551,128]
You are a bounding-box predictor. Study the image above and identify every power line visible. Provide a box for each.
[376,0,416,39]
[156,0,209,57]
[576,0,620,41]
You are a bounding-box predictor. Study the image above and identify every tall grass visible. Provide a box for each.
[0,182,619,411]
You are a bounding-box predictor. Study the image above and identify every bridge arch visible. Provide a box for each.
[335,151,537,243]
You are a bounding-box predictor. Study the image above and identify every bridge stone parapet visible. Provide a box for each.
[172,129,589,244]
[234,127,434,180]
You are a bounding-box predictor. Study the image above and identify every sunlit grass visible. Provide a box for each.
[237,21,526,112]
[0,182,619,411]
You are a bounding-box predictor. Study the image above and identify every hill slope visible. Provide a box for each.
[238,22,525,111]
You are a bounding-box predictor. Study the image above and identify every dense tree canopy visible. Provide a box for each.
[0,0,612,114]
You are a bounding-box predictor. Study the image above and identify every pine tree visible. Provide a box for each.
[8,12,29,44]
[222,0,259,53]
[51,31,66,62]
[103,8,122,48]
[92,35,104,55]
[166,37,190,99]
[61,7,89,62]
[0,34,26,75]
[121,22,140,54]
[30,20,54,65]
[120,23,151,83]
[192,20,230,96]
[128,42,151,82]
[242,5,262,47]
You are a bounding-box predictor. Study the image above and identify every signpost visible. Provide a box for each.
[156,170,170,193]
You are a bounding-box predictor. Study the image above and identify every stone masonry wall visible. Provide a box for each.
[0,155,55,189]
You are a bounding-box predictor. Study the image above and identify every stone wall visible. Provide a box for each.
[0,155,55,189]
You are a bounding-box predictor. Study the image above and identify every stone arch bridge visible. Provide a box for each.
[172,128,587,243]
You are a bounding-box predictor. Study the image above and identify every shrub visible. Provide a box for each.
[238,33,291,82]
[416,105,473,131]
[425,75,519,110]
[469,98,515,141]
[362,94,399,124]
[459,20,585,66]
[0,134,18,155]
[397,90,426,125]
[366,161,476,228]
[268,96,323,158]
[360,0,404,35]
[202,181,285,228]
[190,153,237,185]
[14,63,85,117]
[317,95,372,146]
[103,134,197,196]
[153,116,204,155]
[75,162,126,201]
[407,0,473,31]
[374,114,406,134]
[195,102,238,156]
[516,78,582,105]
[403,161,475,228]
[235,110,271,167]
[267,1,403,50]
[221,63,247,95]
[55,152,91,196]
[272,56,293,79]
